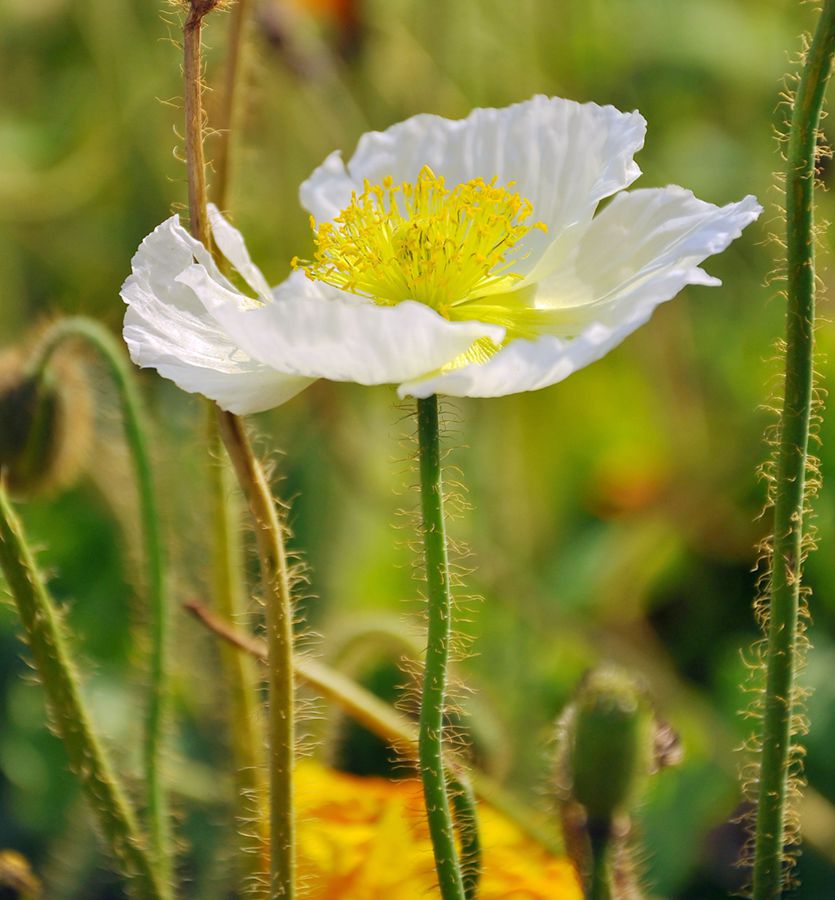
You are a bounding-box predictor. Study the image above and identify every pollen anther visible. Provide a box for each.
[297,166,545,314]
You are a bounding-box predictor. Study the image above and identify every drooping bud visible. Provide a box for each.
[0,343,92,498]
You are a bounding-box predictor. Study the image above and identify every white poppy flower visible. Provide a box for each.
[122,95,761,413]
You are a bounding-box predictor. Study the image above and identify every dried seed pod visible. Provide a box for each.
[0,344,92,498]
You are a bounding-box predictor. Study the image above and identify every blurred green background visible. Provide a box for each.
[2,0,835,896]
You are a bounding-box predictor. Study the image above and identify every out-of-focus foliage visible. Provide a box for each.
[1,0,835,897]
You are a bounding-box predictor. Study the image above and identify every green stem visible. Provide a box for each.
[217,411,295,899]
[753,5,835,897]
[0,485,170,899]
[27,316,171,886]
[206,1,268,882]
[207,414,269,887]
[416,395,466,900]
[587,823,611,900]
[183,3,296,893]
[212,0,252,212]
[449,773,481,900]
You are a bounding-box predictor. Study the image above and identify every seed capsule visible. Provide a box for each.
[0,344,92,498]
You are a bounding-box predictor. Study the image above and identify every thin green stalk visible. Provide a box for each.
[185,596,564,855]
[753,5,835,897]
[27,316,171,885]
[183,3,296,894]
[416,395,466,900]
[0,485,169,900]
[212,0,251,212]
[587,825,611,900]
[206,1,269,885]
[449,773,481,900]
[216,410,295,899]
[207,415,269,886]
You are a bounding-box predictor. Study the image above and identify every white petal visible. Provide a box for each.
[176,268,507,385]
[207,204,273,301]
[533,187,763,318]
[122,217,312,414]
[299,150,358,223]
[399,188,761,399]
[398,310,657,399]
[299,96,647,274]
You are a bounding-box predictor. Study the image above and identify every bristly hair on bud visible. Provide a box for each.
[555,665,676,900]
[0,336,92,499]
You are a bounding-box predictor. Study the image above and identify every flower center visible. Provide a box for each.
[296,166,546,315]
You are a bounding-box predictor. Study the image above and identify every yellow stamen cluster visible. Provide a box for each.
[296,166,545,315]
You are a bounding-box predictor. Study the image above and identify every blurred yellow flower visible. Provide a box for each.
[295,760,582,899]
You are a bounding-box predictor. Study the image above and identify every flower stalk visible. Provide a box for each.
[752,4,835,896]
[0,485,170,899]
[216,411,296,898]
[416,394,466,900]
[183,3,297,896]
[212,0,251,213]
[206,0,269,885]
[26,316,172,884]
[449,772,481,900]
[207,416,269,882]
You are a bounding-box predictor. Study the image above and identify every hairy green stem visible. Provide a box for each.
[185,596,564,855]
[753,5,835,897]
[416,395,466,900]
[183,4,296,894]
[449,773,481,900]
[207,415,269,886]
[27,316,171,885]
[206,0,269,887]
[216,411,295,898]
[0,486,169,899]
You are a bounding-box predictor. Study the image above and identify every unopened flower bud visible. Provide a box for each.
[561,666,653,825]
[0,344,92,498]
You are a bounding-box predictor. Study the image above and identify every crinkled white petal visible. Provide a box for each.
[533,187,763,317]
[398,188,761,398]
[207,204,273,301]
[176,267,507,385]
[300,96,646,276]
[122,216,312,415]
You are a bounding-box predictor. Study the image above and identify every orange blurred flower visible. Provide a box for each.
[295,761,582,898]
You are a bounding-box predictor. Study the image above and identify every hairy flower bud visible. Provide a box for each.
[0,344,92,498]
[560,667,653,825]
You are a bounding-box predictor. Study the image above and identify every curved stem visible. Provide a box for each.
[0,486,170,899]
[27,316,171,885]
[753,5,835,897]
[185,596,565,855]
[416,395,466,900]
